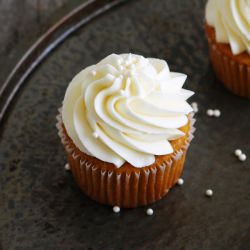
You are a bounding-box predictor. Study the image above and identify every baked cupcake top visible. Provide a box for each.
[205,0,250,55]
[62,54,193,168]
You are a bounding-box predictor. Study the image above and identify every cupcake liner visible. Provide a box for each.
[206,25,250,98]
[56,110,195,208]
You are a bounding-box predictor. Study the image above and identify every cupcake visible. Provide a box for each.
[205,0,250,98]
[56,53,195,208]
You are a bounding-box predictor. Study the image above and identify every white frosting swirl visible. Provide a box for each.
[62,54,194,168]
[206,0,250,55]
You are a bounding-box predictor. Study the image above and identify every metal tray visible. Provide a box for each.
[0,0,249,249]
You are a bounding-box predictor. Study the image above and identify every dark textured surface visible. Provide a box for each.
[0,0,83,87]
[0,0,250,249]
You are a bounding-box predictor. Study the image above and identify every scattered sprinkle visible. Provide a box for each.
[92,132,99,138]
[91,70,97,76]
[191,102,198,113]
[214,109,221,117]
[206,109,214,116]
[239,153,247,162]
[205,189,213,197]
[191,102,198,108]
[193,106,199,113]
[64,163,70,171]
[177,178,184,186]
[113,206,120,213]
[234,149,247,161]
[234,149,242,157]
[146,208,154,216]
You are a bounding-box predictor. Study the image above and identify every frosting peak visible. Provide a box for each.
[206,0,250,55]
[62,54,194,168]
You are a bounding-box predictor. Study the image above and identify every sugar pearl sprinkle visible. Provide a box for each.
[214,109,221,117]
[234,149,247,162]
[234,149,242,156]
[191,102,198,113]
[146,208,154,216]
[113,206,120,213]
[177,178,184,186]
[206,109,214,116]
[64,163,70,171]
[206,109,221,117]
[92,131,99,138]
[205,189,213,197]
[239,154,247,162]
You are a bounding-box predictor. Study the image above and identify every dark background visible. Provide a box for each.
[0,0,83,88]
[0,0,250,249]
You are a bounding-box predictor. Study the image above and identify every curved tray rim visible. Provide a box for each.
[0,0,127,125]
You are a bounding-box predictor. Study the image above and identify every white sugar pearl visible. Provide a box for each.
[113,206,120,213]
[92,132,99,138]
[239,154,247,161]
[125,60,131,66]
[234,149,242,156]
[146,208,154,216]
[214,109,221,117]
[117,58,123,65]
[193,106,199,113]
[177,178,184,186]
[191,102,198,108]
[91,70,96,76]
[205,189,213,197]
[64,163,70,171]
[206,109,214,116]
[119,65,124,71]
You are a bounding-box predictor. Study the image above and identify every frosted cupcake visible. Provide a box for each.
[57,53,195,208]
[205,0,250,98]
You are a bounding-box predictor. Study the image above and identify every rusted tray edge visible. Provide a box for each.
[0,0,127,126]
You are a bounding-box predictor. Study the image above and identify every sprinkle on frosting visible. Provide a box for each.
[92,131,99,138]
[62,53,194,168]
[205,0,250,55]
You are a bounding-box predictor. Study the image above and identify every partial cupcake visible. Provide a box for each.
[57,53,195,208]
[205,0,250,98]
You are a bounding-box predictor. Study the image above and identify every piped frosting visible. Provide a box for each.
[62,53,194,168]
[206,0,250,55]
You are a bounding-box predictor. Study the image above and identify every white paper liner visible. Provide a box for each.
[56,109,196,208]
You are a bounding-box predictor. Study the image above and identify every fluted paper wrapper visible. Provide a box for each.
[56,109,195,208]
[206,25,250,98]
